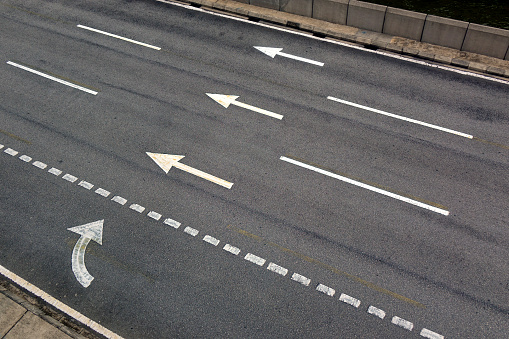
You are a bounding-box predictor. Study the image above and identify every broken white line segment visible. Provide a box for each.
[244,253,266,266]
[184,226,199,236]
[254,46,324,66]
[420,328,445,339]
[316,283,335,296]
[291,273,311,286]
[7,61,98,95]
[327,96,473,139]
[33,161,47,169]
[203,235,220,246]
[280,156,450,216]
[223,244,241,255]
[392,316,414,331]
[339,293,361,308]
[267,262,288,276]
[367,305,386,319]
[77,25,161,50]
[207,93,284,120]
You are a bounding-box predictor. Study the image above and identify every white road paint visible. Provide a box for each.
[291,272,311,286]
[316,283,335,296]
[280,156,450,216]
[223,244,241,255]
[77,25,161,50]
[367,305,386,319]
[67,220,104,288]
[148,211,162,221]
[7,61,98,95]
[327,96,473,139]
[62,173,78,183]
[32,161,47,169]
[339,293,361,308]
[111,196,127,205]
[48,167,62,176]
[392,316,414,331]
[203,235,220,246]
[19,155,32,162]
[129,204,145,213]
[95,188,111,197]
[164,218,181,228]
[184,226,199,236]
[244,253,266,266]
[4,148,18,156]
[146,152,233,189]
[0,144,3,149]
[420,328,445,339]
[206,93,284,120]
[0,264,124,339]
[78,180,94,190]
[254,46,324,66]
[267,262,288,276]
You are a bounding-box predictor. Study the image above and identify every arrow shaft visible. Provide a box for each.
[232,101,283,120]
[277,52,324,66]
[71,236,94,288]
[174,162,233,189]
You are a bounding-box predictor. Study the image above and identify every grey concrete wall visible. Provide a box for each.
[462,23,509,59]
[382,7,426,41]
[421,15,468,50]
[280,0,313,16]
[347,0,387,33]
[312,0,349,26]
[249,0,279,11]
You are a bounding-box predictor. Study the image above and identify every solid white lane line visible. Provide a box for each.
[267,262,288,276]
[77,25,161,50]
[316,283,335,296]
[32,161,47,169]
[392,316,414,331]
[291,273,311,286]
[367,305,386,319]
[203,235,220,246]
[0,264,124,339]
[244,253,266,266]
[164,218,181,228]
[7,61,98,95]
[223,244,241,255]
[420,328,445,339]
[280,156,450,216]
[327,96,473,139]
[339,293,361,308]
[184,226,199,236]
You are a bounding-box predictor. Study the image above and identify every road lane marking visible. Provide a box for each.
[316,283,335,296]
[129,204,145,213]
[0,264,124,339]
[367,305,386,319]
[7,61,99,95]
[392,316,414,331]
[280,155,450,216]
[223,244,241,255]
[0,129,31,144]
[184,226,199,236]
[111,196,127,205]
[78,180,94,190]
[207,93,284,120]
[203,235,220,246]
[420,328,445,339]
[32,161,47,169]
[254,46,324,66]
[77,25,161,50]
[164,218,181,228]
[148,211,162,221]
[95,188,111,197]
[4,148,19,156]
[339,293,361,308]
[19,154,32,162]
[327,96,473,139]
[244,253,266,266]
[48,167,62,176]
[291,272,311,286]
[267,262,288,276]
[62,173,78,183]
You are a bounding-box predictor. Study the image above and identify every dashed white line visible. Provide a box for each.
[164,218,181,229]
[223,244,241,255]
[111,196,127,205]
[339,293,361,308]
[62,173,78,183]
[129,204,145,213]
[0,144,3,149]
[367,305,386,319]
[19,155,32,162]
[48,167,62,176]
[244,253,266,266]
[420,328,444,339]
[95,188,111,197]
[291,272,311,286]
[184,226,199,236]
[4,148,18,156]
[33,161,47,169]
[77,25,161,50]
[78,180,94,190]
[203,235,220,246]
[267,262,288,276]
[316,283,335,296]
[147,211,162,221]
[7,61,98,95]
[392,316,414,331]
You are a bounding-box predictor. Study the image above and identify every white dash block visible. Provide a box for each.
[4,148,18,156]
[0,144,3,149]
[32,161,47,169]
[316,284,335,297]
[367,305,386,319]
[164,218,181,229]
[78,180,94,190]
[19,155,32,162]
[223,244,241,255]
[94,188,110,197]
[267,262,288,276]
[184,226,199,236]
[111,196,127,205]
[129,204,145,213]
[48,167,62,176]
[244,253,266,266]
[392,316,414,331]
[203,235,220,246]
[147,211,162,221]
[420,328,444,339]
[339,293,361,308]
[291,273,311,286]
[62,174,78,183]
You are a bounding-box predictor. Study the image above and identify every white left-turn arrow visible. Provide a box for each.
[254,46,324,66]
[68,220,103,288]
[206,93,283,120]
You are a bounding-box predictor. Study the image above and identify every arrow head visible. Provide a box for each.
[206,93,239,108]
[254,46,283,58]
[146,152,185,173]
[68,220,104,245]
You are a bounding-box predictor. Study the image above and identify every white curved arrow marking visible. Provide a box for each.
[146,152,234,189]
[68,220,104,288]
[254,46,324,66]
[206,93,283,120]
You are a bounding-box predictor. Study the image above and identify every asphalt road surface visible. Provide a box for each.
[1,0,508,337]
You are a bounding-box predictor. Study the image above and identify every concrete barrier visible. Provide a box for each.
[312,0,349,26]
[382,7,426,41]
[249,0,279,11]
[279,0,313,17]
[347,0,387,33]
[461,23,509,59]
[421,15,468,50]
